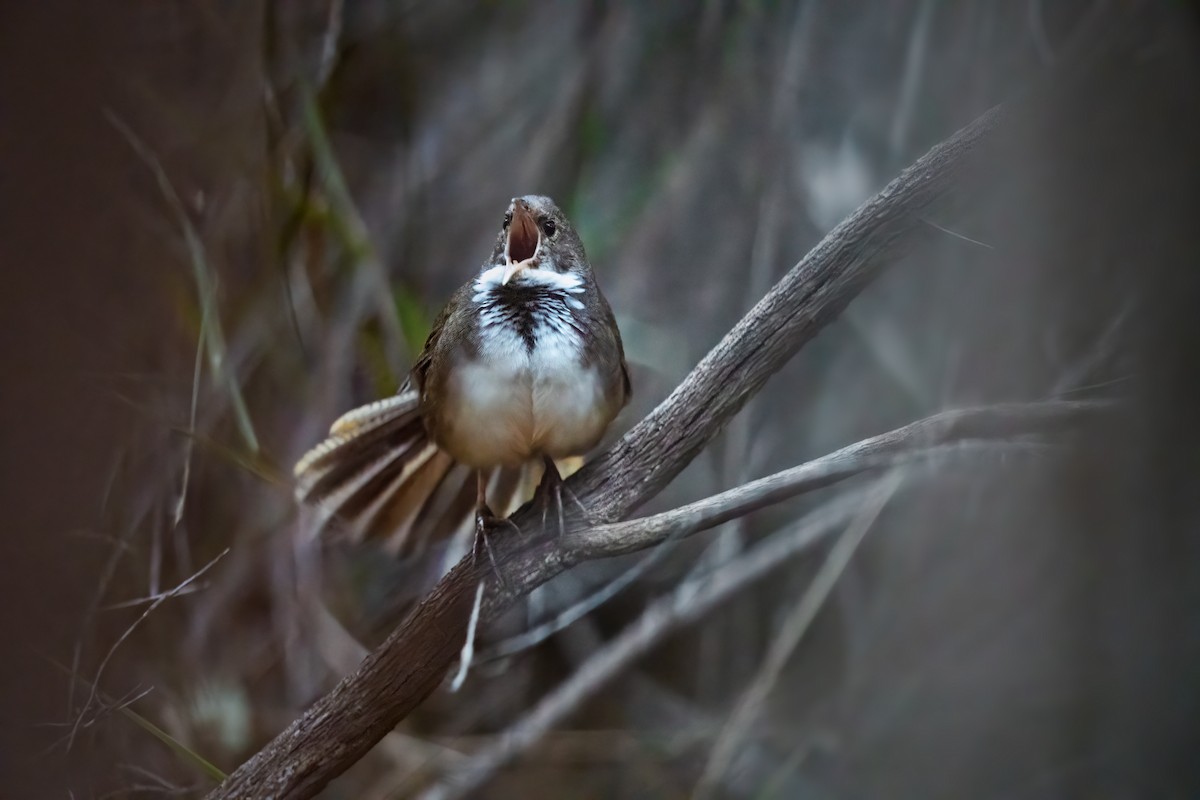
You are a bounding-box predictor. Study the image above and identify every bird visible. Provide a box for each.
[294,195,631,562]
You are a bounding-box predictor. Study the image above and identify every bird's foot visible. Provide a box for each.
[472,504,518,591]
[535,456,596,539]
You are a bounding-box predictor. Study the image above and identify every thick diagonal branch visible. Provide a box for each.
[206,104,1007,800]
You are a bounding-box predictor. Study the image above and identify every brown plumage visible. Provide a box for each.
[295,195,629,557]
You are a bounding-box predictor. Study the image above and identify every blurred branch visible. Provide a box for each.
[692,476,901,799]
[316,0,344,89]
[447,405,1095,799]
[206,104,1019,799]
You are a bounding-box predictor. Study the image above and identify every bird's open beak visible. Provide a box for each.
[502,202,540,284]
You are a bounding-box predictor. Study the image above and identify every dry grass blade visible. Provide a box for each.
[68,548,230,751]
[104,111,260,454]
[298,85,407,364]
[46,657,228,783]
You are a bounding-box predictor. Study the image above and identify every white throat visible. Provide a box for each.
[472,265,586,299]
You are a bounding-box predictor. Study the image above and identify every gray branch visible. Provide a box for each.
[561,401,1092,562]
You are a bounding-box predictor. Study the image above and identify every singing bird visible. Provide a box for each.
[294,195,630,558]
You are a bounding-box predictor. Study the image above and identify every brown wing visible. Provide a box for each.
[407,286,461,398]
[583,282,632,408]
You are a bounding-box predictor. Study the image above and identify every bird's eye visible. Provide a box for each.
[540,218,557,237]
[503,211,513,229]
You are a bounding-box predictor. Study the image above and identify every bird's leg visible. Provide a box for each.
[472,469,516,588]
[536,456,594,539]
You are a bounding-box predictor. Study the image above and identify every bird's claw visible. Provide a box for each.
[472,506,517,591]
[535,457,595,540]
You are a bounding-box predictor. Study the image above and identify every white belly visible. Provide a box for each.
[440,324,610,468]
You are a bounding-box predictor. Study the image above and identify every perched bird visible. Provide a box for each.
[294,195,630,559]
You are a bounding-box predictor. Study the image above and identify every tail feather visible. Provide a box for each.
[334,440,438,523]
[489,464,522,520]
[295,390,536,558]
[299,425,424,503]
[409,462,478,553]
[307,445,414,540]
[359,445,453,555]
[329,394,419,437]
[294,391,476,556]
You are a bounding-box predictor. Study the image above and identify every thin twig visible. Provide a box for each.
[557,403,1093,563]
[70,450,136,731]
[68,548,230,750]
[1050,299,1133,396]
[918,216,995,250]
[171,273,210,542]
[449,581,485,692]
[102,583,209,610]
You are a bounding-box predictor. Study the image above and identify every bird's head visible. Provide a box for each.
[489,195,589,285]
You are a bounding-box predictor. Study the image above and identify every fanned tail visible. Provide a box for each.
[294,391,519,557]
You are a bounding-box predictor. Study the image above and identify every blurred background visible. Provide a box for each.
[3,1,1200,797]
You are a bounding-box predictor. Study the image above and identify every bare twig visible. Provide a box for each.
[69,548,230,750]
[556,402,1092,563]
[918,216,995,250]
[204,104,1012,799]
[566,105,1005,524]
[427,433,1061,799]
[102,583,209,610]
[70,450,137,729]
[1051,299,1133,396]
[46,655,229,783]
[449,581,485,692]
[166,274,211,586]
